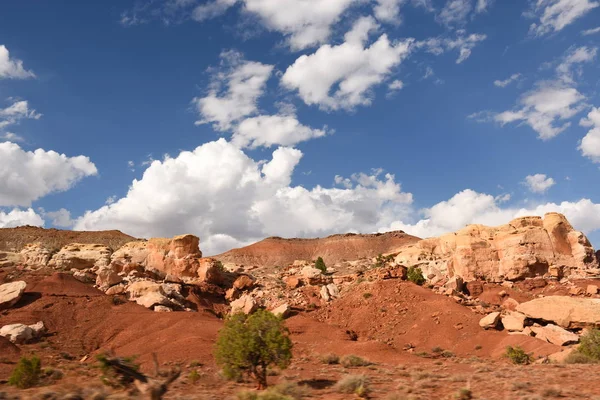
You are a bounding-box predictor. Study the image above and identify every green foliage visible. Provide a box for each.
[96,353,140,388]
[9,355,42,389]
[188,369,201,384]
[315,257,327,273]
[334,375,370,397]
[235,382,308,400]
[321,353,340,365]
[577,328,600,361]
[504,346,532,365]
[373,254,395,268]
[215,309,293,389]
[340,354,371,368]
[407,267,425,285]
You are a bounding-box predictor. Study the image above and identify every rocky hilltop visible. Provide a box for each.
[214,231,421,267]
[393,212,599,282]
[0,226,136,253]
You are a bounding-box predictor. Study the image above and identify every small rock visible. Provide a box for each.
[271,303,290,318]
[498,290,507,297]
[466,281,484,297]
[326,283,339,298]
[569,287,584,296]
[105,284,126,295]
[233,275,255,291]
[501,298,520,311]
[444,276,465,293]
[320,286,330,302]
[284,276,301,289]
[0,281,27,310]
[225,287,240,301]
[230,294,257,314]
[135,292,173,309]
[587,285,598,295]
[154,305,173,312]
[479,312,501,330]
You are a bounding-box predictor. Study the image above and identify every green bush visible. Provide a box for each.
[188,369,201,384]
[9,355,42,389]
[577,328,600,361]
[215,309,293,389]
[340,354,371,368]
[407,267,425,285]
[315,257,327,273]
[504,346,532,365]
[334,375,370,397]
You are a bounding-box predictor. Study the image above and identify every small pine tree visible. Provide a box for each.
[9,355,42,389]
[315,257,327,273]
[407,267,425,285]
[215,309,293,389]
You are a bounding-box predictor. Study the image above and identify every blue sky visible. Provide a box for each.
[1,0,600,254]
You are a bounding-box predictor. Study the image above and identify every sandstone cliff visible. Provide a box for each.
[393,212,598,282]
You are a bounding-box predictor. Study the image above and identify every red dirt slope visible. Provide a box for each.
[214,231,420,267]
[0,226,136,252]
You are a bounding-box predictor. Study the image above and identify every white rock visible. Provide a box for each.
[0,281,27,310]
[479,312,501,329]
[0,324,33,344]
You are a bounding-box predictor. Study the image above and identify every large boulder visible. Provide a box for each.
[49,243,112,270]
[394,213,598,282]
[479,312,501,329]
[20,243,53,267]
[0,281,27,310]
[145,235,202,279]
[517,296,600,329]
[531,324,580,346]
[109,241,150,271]
[0,321,44,344]
[501,312,527,332]
[230,294,257,314]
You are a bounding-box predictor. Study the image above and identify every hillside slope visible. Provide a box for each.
[214,231,420,267]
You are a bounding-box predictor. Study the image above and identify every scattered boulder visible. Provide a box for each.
[502,312,527,332]
[271,303,290,318]
[326,283,340,299]
[531,324,580,346]
[569,286,584,296]
[96,267,123,289]
[230,294,257,314]
[233,275,255,291]
[479,312,501,330]
[0,321,44,344]
[0,281,27,310]
[284,276,301,289]
[466,280,484,297]
[320,286,330,302]
[501,298,520,311]
[106,284,126,295]
[135,292,174,309]
[517,296,600,329]
[302,267,324,285]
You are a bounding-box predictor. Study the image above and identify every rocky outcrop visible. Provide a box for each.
[20,244,53,267]
[394,213,598,283]
[516,296,600,329]
[0,251,21,268]
[0,281,27,310]
[530,324,579,346]
[49,243,112,270]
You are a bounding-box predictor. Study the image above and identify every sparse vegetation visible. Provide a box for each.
[340,354,371,368]
[363,292,372,299]
[315,257,327,273]
[504,346,533,365]
[334,374,370,397]
[563,351,596,364]
[9,355,42,389]
[455,388,473,400]
[96,353,140,388]
[236,382,308,400]
[575,328,600,361]
[215,309,293,389]
[321,353,340,364]
[188,369,201,384]
[407,266,425,285]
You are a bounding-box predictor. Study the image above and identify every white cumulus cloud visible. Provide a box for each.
[528,0,600,37]
[281,16,413,110]
[579,107,600,162]
[0,208,44,228]
[0,45,35,79]
[0,142,98,207]
[582,26,600,35]
[523,173,556,193]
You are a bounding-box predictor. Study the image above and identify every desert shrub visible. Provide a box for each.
[321,353,340,364]
[363,292,372,299]
[96,353,140,388]
[9,355,42,389]
[541,387,562,397]
[236,382,307,400]
[340,354,371,368]
[577,328,600,361]
[504,346,532,365]
[188,369,201,384]
[215,309,293,389]
[455,388,473,400]
[431,346,443,354]
[315,257,327,273]
[563,351,597,364]
[334,374,370,397]
[407,267,425,285]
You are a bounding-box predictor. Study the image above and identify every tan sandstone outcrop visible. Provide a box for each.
[516,296,600,329]
[394,213,598,282]
[0,281,27,310]
[0,251,22,268]
[20,243,53,267]
[49,243,112,270]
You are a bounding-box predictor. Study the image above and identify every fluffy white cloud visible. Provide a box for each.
[418,30,486,63]
[233,114,330,148]
[382,189,600,239]
[494,82,585,139]
[0,208,44,228]
[0,100,42,131]
[192,0,238,21]
[193,51,273,131]
[528,0,599,37]
[374,0,404,23]
[523,173,556,193]
[0,132,24,142]
[44,208,75,228]
[582,26,600,35]
[281,16,413,110]
[494,73,521,88]
[388,80,404,91]
[579,107,600,162]
[475,0,494,13]
[0,45,35,79]
[75,138,414,255]
[0,142,98,207]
